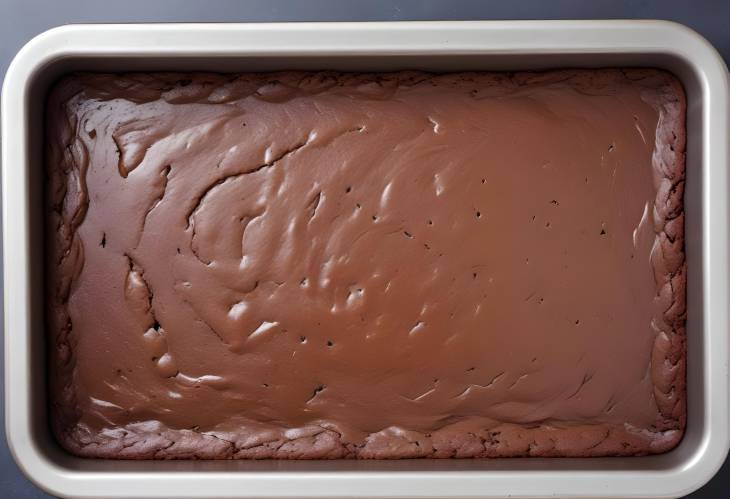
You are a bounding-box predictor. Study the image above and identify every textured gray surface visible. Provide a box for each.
[1,0,728,497]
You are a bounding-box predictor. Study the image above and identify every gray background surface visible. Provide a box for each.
[1,0,728,497]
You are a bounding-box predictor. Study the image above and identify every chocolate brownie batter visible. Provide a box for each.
[46,69,686,459]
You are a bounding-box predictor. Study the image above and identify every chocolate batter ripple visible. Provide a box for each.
[45,69,686,459]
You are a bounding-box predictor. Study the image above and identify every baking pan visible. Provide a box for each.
[2,20,729,499]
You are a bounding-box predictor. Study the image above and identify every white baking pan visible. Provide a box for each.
[2,20,729,499]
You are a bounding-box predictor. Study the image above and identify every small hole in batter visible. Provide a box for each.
[327,340,334,347]
[300,336,307,343]
[427,219,433,226]
[600,229,606,235]
[403,230,414,239]
[305,384,326,403]
[476,211,481,219]
[346,186,352,193]
[100,233,106,248]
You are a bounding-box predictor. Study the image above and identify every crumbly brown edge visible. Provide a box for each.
[46,69,686,459]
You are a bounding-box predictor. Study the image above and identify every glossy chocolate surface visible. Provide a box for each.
[46,70,686,458]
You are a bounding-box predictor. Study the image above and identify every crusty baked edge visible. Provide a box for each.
[46,69,686,459]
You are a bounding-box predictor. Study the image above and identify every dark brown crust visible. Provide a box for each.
[46,69,686,459]
[59,420,680,459]
[644,74,687,436]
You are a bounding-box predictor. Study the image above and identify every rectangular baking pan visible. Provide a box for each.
[2,20,729,499]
